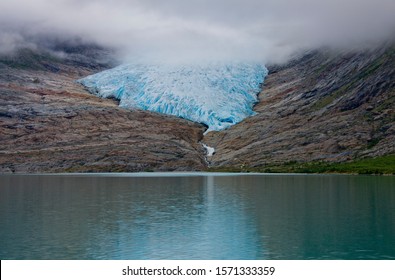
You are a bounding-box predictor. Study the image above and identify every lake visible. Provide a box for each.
[0,173,394,260]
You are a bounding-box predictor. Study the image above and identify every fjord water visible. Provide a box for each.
[0,174,394,260]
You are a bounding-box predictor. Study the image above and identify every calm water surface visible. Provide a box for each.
[0,173,394,259]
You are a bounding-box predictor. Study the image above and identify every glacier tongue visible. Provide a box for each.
[78,63,268,132]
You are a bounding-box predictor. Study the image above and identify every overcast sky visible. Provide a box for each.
[1,0,395,63]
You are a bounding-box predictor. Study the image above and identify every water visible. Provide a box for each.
[0,173,394,260]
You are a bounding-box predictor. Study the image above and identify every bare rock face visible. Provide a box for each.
[1,43,394,173]
[203,46,395,168]
[0,47,206,173]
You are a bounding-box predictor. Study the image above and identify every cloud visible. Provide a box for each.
[1,0,395,63]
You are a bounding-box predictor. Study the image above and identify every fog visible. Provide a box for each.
[1,0,395,63]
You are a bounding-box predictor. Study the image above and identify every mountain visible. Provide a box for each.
[0,46,207,173]
[1,43,394,173]
[204,45,395,171]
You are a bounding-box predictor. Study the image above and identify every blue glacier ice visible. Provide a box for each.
[78,63,268,132]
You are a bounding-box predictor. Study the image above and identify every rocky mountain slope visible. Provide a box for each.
[1,43,394,173]
[204,45,395,169]
[0,46,206,173]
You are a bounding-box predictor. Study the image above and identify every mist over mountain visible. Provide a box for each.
[1,0,395,63]
[1,1,394,173]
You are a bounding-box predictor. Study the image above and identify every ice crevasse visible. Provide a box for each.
[78,63,268,132]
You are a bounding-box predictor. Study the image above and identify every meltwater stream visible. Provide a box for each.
[79,63,268,132]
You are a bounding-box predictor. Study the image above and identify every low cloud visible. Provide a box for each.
[1,0,395,63]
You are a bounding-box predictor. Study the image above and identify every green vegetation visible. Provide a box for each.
[310,86,346,111]
[208,155,395,175]
[366,137,382,149]
[357,56,385,81]
[310,50,394,112]
[0,48,61,70]
[313,62,330,76]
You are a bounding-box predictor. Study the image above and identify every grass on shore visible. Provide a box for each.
[208,155,395,175]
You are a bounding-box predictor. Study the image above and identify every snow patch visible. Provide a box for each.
[202,143,215,157]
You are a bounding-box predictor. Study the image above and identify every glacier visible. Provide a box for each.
[78,63,268,132]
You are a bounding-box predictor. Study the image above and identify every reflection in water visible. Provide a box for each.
[220,175,395,259]
[0,174,394,259]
